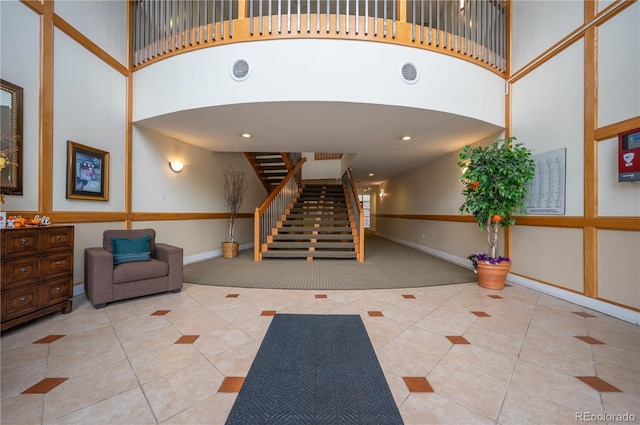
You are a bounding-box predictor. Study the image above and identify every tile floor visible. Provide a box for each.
[1,282,639,425]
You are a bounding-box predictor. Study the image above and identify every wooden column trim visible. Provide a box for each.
[39,0,54,214]
[583,0,598,298]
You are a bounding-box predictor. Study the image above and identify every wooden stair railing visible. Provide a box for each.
[254,157,306,261]
[344,168,365,262]
[245,152,301,194]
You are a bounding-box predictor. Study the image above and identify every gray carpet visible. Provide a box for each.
[225,314,404,425]
[183,232,477,290]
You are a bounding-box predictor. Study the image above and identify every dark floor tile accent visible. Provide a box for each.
[488,295,503,299]
[472,311,491,317]
[21,378,68,394]
[575,336,605,345]
[151,310,171,316]
[219,377,245,393]
[446,335,470,344]
[576,376,621,392]
[175,335,200,344]
[261,310,277,316]
[226,294,240,298]
[403,377,434,392]
[573,312,597,318]
[315,294,328,298]
[33,335,65,344]
[368,311,384,317]
[402,295,417,299]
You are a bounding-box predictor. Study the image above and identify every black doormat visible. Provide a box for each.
[225,314,404,425]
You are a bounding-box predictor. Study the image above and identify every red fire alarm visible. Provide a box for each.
[618,128,640,182]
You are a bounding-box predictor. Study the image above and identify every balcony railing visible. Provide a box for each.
[133,0,506,73]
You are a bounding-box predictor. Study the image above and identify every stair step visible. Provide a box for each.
[285,213,349,219]
[277,226,352,233]
[268,242,355,249]
[272,234,354,241]
[262,250,358,259]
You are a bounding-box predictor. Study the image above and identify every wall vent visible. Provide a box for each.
[231,59,250,81]
[400,62,419,84]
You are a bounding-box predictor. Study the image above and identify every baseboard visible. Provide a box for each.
[183,242,254,265]
[373,232,639,325]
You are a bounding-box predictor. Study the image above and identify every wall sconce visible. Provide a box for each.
[379,185,384,199]
[169,161,184,172]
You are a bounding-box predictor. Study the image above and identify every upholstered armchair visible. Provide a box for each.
[85,228,183,308]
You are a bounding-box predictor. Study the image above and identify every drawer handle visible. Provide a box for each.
[56,287,62,293]
[19,297,27,304]
[20,267,27,274]
[20,238,28,245]
[56,261,62,266]
[56,236,62,241]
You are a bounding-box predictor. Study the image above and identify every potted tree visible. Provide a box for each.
[222,162,247,258]
[458,137,535,289]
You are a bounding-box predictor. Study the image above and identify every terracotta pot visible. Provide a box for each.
[221,242,239,259]
[476,261,511,290]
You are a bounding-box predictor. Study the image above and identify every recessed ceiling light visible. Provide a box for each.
[369,173,374,176]
[241,133,251,138]
[401,136,412,141]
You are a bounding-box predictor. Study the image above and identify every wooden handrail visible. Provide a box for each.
[346,168,365,262]
[254,157,306,261]
[256,157,306,215]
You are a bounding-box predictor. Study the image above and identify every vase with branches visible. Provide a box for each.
[458,137,535,288]
[222,162,247,257]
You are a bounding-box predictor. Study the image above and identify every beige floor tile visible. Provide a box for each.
[0,317,52,351]
[601,392,640,424]
[194,328,256,359]
[392,326,453,357]
[498,386,591,425]
[117,323,181,358]
[1,393,44,425]
[48,387,156,425]
[377,340,442,376]
[509,359,603,413]
[428,360,508,420]
[208,340,261,376]
[161,393,237,425]
[42,359,140,422]
[443,344,517,383]
[0,343,49,372]
[518,334,596,376]
[399,392,494,425]
[142,360,224,422]
[596,363,640,396]
[0,359,47,400]
[48,305,111,335]
[414,305,477,336]
[130,344,208,383]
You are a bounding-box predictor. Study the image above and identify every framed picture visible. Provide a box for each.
[1,79,24,196]
[66,141,109,200]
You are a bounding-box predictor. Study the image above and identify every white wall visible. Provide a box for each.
[511,41,585,217]
[301,153,342,180]
[52,29,128,212]
[511,0,584,72]
[133,39,505,129]
[54,0,128,66]
[597,1,640,127]
[0,1,41,211]
[132,126,266,214]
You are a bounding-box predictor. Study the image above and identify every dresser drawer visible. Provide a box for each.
[2,257,41,288]
[2,284,40,322]
[44,227,74,251]
[42,276,72,306]
[2,230,42,258]
[42,252,73,277]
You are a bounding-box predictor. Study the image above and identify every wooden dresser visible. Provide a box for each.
[1,226,74,331]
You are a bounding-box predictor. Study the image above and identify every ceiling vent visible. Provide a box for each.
[231,59,250,81]
[400,62,419,84]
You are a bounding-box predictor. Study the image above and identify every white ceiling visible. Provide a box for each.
[135,101,503,188]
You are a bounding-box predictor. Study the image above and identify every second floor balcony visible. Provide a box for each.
[133,0,507,74]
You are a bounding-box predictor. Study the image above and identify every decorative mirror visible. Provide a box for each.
[0,79,23,196]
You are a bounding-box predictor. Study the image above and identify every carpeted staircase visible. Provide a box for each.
[261,183,358,260]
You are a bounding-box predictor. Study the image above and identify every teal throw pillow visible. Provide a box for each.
[111,235,152,265]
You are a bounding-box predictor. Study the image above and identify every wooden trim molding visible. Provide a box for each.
[374,213,640,231]
[594,116,640,141]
